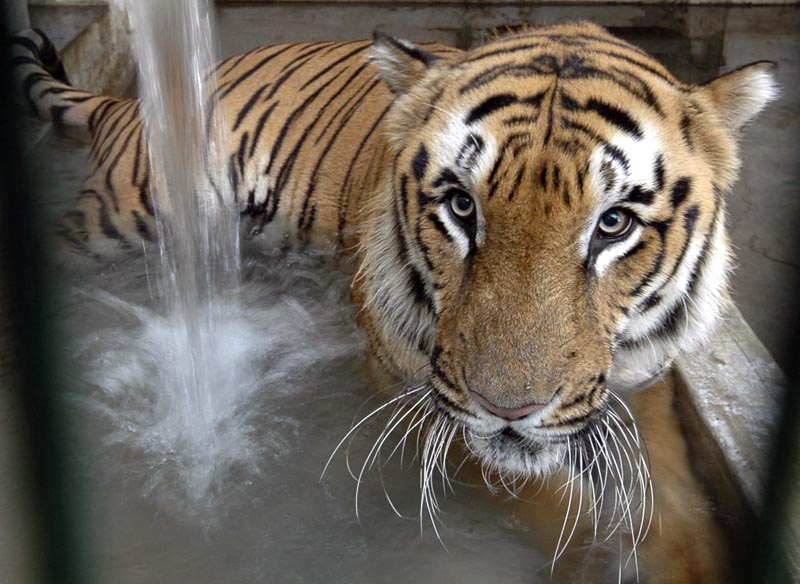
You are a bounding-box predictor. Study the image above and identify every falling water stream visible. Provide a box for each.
[117,0,246,500]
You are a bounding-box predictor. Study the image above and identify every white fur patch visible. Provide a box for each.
[579,126,663,268]
[724,68,781,130]
[437,206,471,258]
[592,225,643,277]
[611,206,731,390]
[578,126,732,390]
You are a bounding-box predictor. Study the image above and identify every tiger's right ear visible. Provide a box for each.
[370,30,441,94]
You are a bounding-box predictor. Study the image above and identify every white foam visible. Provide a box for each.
[63,250,364,514]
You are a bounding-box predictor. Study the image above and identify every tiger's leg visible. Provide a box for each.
[622,372,728,584]
[56,169,156,260]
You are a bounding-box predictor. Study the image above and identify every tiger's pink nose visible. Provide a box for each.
[469,391,545,421]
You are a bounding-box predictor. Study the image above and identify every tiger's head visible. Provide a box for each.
[356,22,778,478]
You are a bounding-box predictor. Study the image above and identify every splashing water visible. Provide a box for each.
[71,0,262,507]
[65,249,365,513]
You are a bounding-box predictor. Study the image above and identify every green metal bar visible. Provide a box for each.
[0,7,94,584]
[747,361,799,583]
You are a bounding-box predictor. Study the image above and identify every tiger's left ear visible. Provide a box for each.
[696,61,780,134]
[370,30,441,94]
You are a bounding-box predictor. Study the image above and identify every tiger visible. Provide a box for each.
[11,21,778,582]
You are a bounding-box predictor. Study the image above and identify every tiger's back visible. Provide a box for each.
[13,32,457,255]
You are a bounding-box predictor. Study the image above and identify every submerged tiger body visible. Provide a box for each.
[12,22,777,582]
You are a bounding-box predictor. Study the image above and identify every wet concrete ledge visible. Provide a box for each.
[673,306,797,577]
[22,2,135,154]
[28,2,134,97]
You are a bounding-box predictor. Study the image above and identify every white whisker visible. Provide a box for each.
[321,384,425,481]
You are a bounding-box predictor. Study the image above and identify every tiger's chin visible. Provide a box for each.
[466,427,567,479]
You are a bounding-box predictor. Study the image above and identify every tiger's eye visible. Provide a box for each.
[449,191,475,219]
[597,208,633,238]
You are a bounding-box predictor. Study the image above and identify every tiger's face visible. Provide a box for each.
[358,23,777,477]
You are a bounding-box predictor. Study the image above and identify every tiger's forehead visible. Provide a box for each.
[420,92,669,208]
[453,23,678,90]
[414,31,685,209]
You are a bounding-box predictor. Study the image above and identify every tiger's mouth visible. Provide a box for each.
[326,369,651,551]
[465,427,567,479]
[430,389,580,478]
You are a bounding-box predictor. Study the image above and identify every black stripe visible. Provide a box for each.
[412,144,429,181]
[654,154,665,191]
[507,166,525,201]
[284,61,373,231]
[232,82,270,131]
[414,220,437,277]
[398,173,411,229]
[629,220,669,296]
[432,168,466,190]
[247,101,279,160]
[305,84,388,226]
[313,64,374,145]
[503,114,539,126]
[422,84,446,124]
[131,126,144,186]
[608,66,664,115]
[408,264,433,314]
[459,60,556,93]
[487,155,505,192]
[637,204,700,311]
[263,64,351,217]
[83,190,125,243]
[588,49,675,85]
[466,94,518,125]
[392,194,436,317]
[132,210,153,241]
[669,177,692,208]
[236,131,249,176]
[93,100,136,162]
[619,240,646,261]
[686,198,721,296]
[49,105,69,122]
[561,392,589,409]
[455,134,485,171]
[10,55,39,67]
[87,99,115,132]
[585,98,643,138]
[209,49,252,82]
[10,35,42,56]
[298,42,368,91]
[228,154,239,196]
[22,71,51,102]
[428,212,452,241]
[624,185,655,206]
[657,299,687,339]
[219,43,298,99]
[641,293,661,311]
[261,42,343,105]
[680,115,693,149]
[96,101,138,166]
[373,31,441,66]
[542,84,557,144]
[334,99,391,239]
